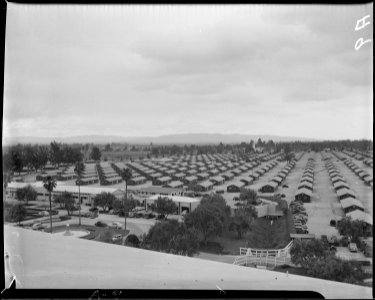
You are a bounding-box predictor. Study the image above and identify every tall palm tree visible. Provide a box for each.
[74,161,85,226]
[120,167,132,231]
[43,176,57,233]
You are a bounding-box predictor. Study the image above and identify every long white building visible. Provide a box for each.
[6,181,124,205]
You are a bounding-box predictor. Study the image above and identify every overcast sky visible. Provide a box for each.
[3,4,373,141]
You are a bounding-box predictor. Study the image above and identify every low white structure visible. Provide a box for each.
[6,181,123,205]
[146,194,200,215]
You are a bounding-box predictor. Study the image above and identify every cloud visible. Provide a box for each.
[3,4,373,140]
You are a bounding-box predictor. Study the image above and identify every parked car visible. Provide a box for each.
[233,196,240,201]
[294,217,307,224]
[328,236,339,246]
[216,189,225,194]
[330,245,337,252]
[108,222,122,229]
[38,211,49,216]
[145,213,155,219]
[112,234,123,242]
[282,184,289,188]
[349,242,358,252]
[156,214,166,220]
[95,221,107,227]
[32,223,45,230]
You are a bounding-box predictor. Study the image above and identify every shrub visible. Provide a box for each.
[95,221,107,227]
[125,234,140,248]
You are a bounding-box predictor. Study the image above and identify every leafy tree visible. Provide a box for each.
[124,195,139,214]
[3,172,13,192]
[150,197,178,219]
[10,146,24,175]
[23,144,35,173]
[54,192,75,215]
[337,217,371,242]
[143,219,199,256]
[290,239,330,269]
[200,194,231,216]
[256,138,264,148]
[62,145,83,165]
[15,188,26,202]
[50,141,63,167]
[229,206,257,239]
[104,144,112,152]
[15,185,37,205]
[32,145,49,172]
[239,188,258,205]
[43,176,57,233]
[8,203,27,225]
[93,192,116,213]
[112,199,124,214]
[54,194,66,209]
[307,255,365,284]
[184,203,227,244]
[90,147,102,161]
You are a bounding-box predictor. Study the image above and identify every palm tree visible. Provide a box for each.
[120,167,132,231]
[74,161,85,226]
[43,176,57,233]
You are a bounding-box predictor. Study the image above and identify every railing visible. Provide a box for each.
[233,255,291,267]
[239,240,293,257]
[234,240,294,268]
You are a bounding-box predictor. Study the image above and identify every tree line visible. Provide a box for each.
[2,141,107,177]
[3,141,83,175]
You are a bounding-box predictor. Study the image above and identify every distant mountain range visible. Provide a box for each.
[3,133,316,146]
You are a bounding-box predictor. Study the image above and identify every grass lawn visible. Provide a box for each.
[273,265,308,277]
[211,214,293,255]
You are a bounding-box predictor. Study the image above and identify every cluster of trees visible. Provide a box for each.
[15,185,38,204]
[54,191,76,216]
[90,147,102,161]
[142,191,259,256]
[290,239,366,284]
[149,197,178,219]
[5,203,27,224]
[92,192,140,215]
[336,217,372,242]
[142,219,200,256]
[3,141,83,175]
[276,140,372,153]
[148,139,277,157]
[231,188,259,239]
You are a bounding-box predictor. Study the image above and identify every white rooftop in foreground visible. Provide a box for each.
[4,225,372,298]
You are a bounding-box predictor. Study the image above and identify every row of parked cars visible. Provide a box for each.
[290,200,309,234]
